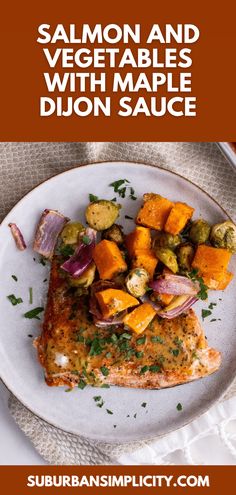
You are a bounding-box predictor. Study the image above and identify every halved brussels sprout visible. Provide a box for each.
[153,231,181,250]
[102,224,124,245]
[85,200,120,231]
[125,268,149,297]
[189,219,210,244]
[210,221,236,253]
[155,247,178,273]
[68,262,96,288]
[61,222,84,245]
[176,243,195,272]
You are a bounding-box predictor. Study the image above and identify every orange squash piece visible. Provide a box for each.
[92,240,127,280]
[125,226,151,256]
[132,249,158,278]
[136,195,173,230]
[157,293,175,306]
[203,271,233,290]
[123,303,157,334]
[192,245,231,282]
[165,202,194,235]
[95,289,139,319]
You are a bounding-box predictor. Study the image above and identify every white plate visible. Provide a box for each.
[0,162,235,443]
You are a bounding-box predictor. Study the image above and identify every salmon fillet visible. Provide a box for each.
[36,257,221,389]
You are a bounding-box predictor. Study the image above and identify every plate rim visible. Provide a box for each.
[0,160,234,443]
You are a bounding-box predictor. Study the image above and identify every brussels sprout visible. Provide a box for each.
[85,200,121,231]
[155,247,178,273]
[210,221,236,253]
[176,243,195,272]
[102,224,124,245]
[125,268,150,297]
[61,222,84,245]
[68,262,96,288]
[189,219,211,244]
[153,231,181,250]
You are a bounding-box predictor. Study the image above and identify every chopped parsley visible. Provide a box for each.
[120,332,131,340]
[82,235,91,245]
[89,193,99,202]
[134,413,137,418]
[135,351,144,359]
[125,215,133,220]
[136,335,146,345]
[101,384,110,388]
[105,352,112,359]
[149,364,161,373]
[109,179,137,200]
[140,365,149,374]
[151,335,164,344]
[106,409,113,415]
[189,268,208,300]
[29,287,33,305]
[59,244,74,258]
[11,275,18,282]
[208,302,217,310]
[39,256,47,266]
[170,348,179,357]
[141,402,147,408]
[7,294,23,306]
[100,366,109,376]
[23,307,44,320]
[89,337,105,356]
[93,395,102,402]
[174,337,183,347]
[202,309,212,320]
[78,379,86,390]
[176,403,183,411]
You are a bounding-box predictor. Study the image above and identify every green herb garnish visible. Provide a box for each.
[120,332,131,340]
[170,348,179,357]
[149,364,161,373]
[29,287,33,305]
[23,307,44,320]
[141,402,147,408]
[151,336,164,344]
[59,244,74,258]
[82,235,91,245]
[39,256,47,266]
[177,403,183,411]
[11,275,18,282]
[106,409,113,415]
[7,294,23,306]
[78,379,86,390]
[125,215,133,220]
[135,351,144,359]
[109,179,136,201]
[101,384,110,388]
[189,268,208,300]
[89,193,99,202]
[140,365,149,374]
[100,366,109,376]
[202,309,212,320]
[174,337,183,347]
[136,335,146,345]
[208,302,217,310]
[93,395,102,402]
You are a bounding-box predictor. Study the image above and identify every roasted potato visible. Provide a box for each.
[61,222,84,245]
[155,247,178,273]
[210,221,236,253]
[102,224,124,245]
[189,219,210,244]
[153,231,181,250]
[125,268,150,297]
[176,243,195,272]
[85,200,120,231]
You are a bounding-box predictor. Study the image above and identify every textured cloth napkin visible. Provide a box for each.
[0,141,236,465]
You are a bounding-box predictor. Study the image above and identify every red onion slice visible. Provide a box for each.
[9,223,27,251]
[150,274,199,296]
[34,209,69,259]
[61,228,96,278]
[140,294,161,312]
[158,296,198,319]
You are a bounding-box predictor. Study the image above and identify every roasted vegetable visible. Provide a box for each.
[102,224,124,245]
[132,249,158,278]
[189,219,211,244]
[61,222,84,245]
[123,303,156,334]
[126,268,149,297]
[176,243,195,272]
[95,288,139,318]
[92,239,127,280]
[192,244,231,282]
[164,202,194,235]
[136,195,173,230]
[158,295,197,319]
[68,262,96,287]
[85,200,120,231]
[155,247,178,273]
[125,226,151,256]
[203,271,234,290]
[152,292,174,307]
[210,221,236,253]
[153,231,181,250]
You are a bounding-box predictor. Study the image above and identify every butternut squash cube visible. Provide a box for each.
[123,303,157,334]
[203,271,233,290]
[165,202,194,235]
[92,240,127,280]
[95,289,139,319]
[125,226,151,256]
[136,195,173,230]
[192,245,231,282]
[132,249,158,278]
